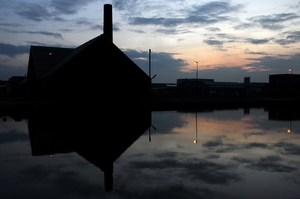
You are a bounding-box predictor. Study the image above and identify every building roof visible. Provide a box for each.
[29,46,73,78]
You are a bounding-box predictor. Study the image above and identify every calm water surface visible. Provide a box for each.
[1,108,300,199]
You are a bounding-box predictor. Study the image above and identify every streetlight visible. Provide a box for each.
[289,68,293,74]
[195,61,198,80]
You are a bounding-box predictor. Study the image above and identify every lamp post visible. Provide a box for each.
[195,61,198,80]
[289,68,293,74]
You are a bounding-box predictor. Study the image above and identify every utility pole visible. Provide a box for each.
[149,49,151,79]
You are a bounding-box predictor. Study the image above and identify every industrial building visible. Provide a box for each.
[269,74,300,98]
[26,4,150,103]
[176,77,267,99]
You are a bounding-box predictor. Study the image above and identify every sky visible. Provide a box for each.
[0,0,300,83]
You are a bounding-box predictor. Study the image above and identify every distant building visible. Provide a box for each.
[177,77,267,98]
[27,4,150,103]
[269,74,300,98]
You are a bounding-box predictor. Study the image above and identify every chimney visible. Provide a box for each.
[104,4,113,42]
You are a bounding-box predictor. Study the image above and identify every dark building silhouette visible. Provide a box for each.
[269,74,300,98]
[177,78,266,98]
[27,4,150,103]
[28,105,151,192]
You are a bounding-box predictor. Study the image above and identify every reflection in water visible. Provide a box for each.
[1,106,300,198]
[28,105,151,192]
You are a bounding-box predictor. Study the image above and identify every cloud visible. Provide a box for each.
[156,28,191,35]
[233,155,298,173]
[203,39,224,46]
[244,53,300,73]
[249,13,300,30]
[128,1,243,29]
[2,29,63,39]
[15,0,96,22]
[50,0,95,15]
[276,31,300,45]
[0,131,29,144]
[245,49,269,55]
[233,22,256,30]
[122,49,188,82]
[16,2,53,21]
[247,155,297,173]
[0,64,27,80]
[128,156,242,185]
[206,27,221,32]
[0,43,29,57]
[273,141,300,156]
[247,38,270,44]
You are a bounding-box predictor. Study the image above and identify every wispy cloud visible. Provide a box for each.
[15,0,96,22]
[0,43,29,57]
[1,29,63,39]
[249,13,300,30]
[128,1,243,29]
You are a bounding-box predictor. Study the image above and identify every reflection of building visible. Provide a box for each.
[27,4,150,103]
[269,74,300,98]
[28,105,151,192]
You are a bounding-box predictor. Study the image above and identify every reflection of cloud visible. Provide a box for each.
[128,155,242,185]
[244,132,266,139]
[232,155,297,173]
[247,155,297,173]
[18,164,102,198]
[0,130,29,144]
[273,141,300,156]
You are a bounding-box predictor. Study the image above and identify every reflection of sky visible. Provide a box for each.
[1,109,300,198]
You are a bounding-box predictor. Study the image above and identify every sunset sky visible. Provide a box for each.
[0,0,300,83]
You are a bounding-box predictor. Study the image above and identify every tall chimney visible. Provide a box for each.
[104,4,113,42]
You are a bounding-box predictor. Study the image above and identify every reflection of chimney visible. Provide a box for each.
[104,4,113,42]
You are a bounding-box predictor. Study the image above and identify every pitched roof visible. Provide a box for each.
[38,35,105,79]
[29,46,73,78]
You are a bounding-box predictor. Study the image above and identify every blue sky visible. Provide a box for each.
[0,0,300,83]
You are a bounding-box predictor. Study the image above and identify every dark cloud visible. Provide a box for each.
[0,43,29,57]
[233,22,256,30]
[50,0,95,15]
[0,131,29,144]
[244,53,300,74]
[203,39,224,46]
[202,135,238,153]
[18,164,102,198]
[129,1,243,29]
[2,29,63,39]
[245,142,268,149]
[191,1,243,15]
[122,49,188,83]
[16,2,52,21]
[247,155,297,173]
[245,49,269,55]
[249,13,300,30]
[233,155,298,173]
[129,157,242,185]
[247,38,270,45]
[243,132,266,139]
[156,28,192,35]
[206,27,221,32]
[202,136,224,149]
[15,0,96,22]
[276,31,300,45]
[273,141,300,156]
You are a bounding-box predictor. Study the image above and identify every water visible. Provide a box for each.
[1,107,300,199]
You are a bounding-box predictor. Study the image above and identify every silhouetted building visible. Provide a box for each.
[177,78,267,98]
[27,4,150,103]
[269,74,300,98]
[6,76,27,97]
